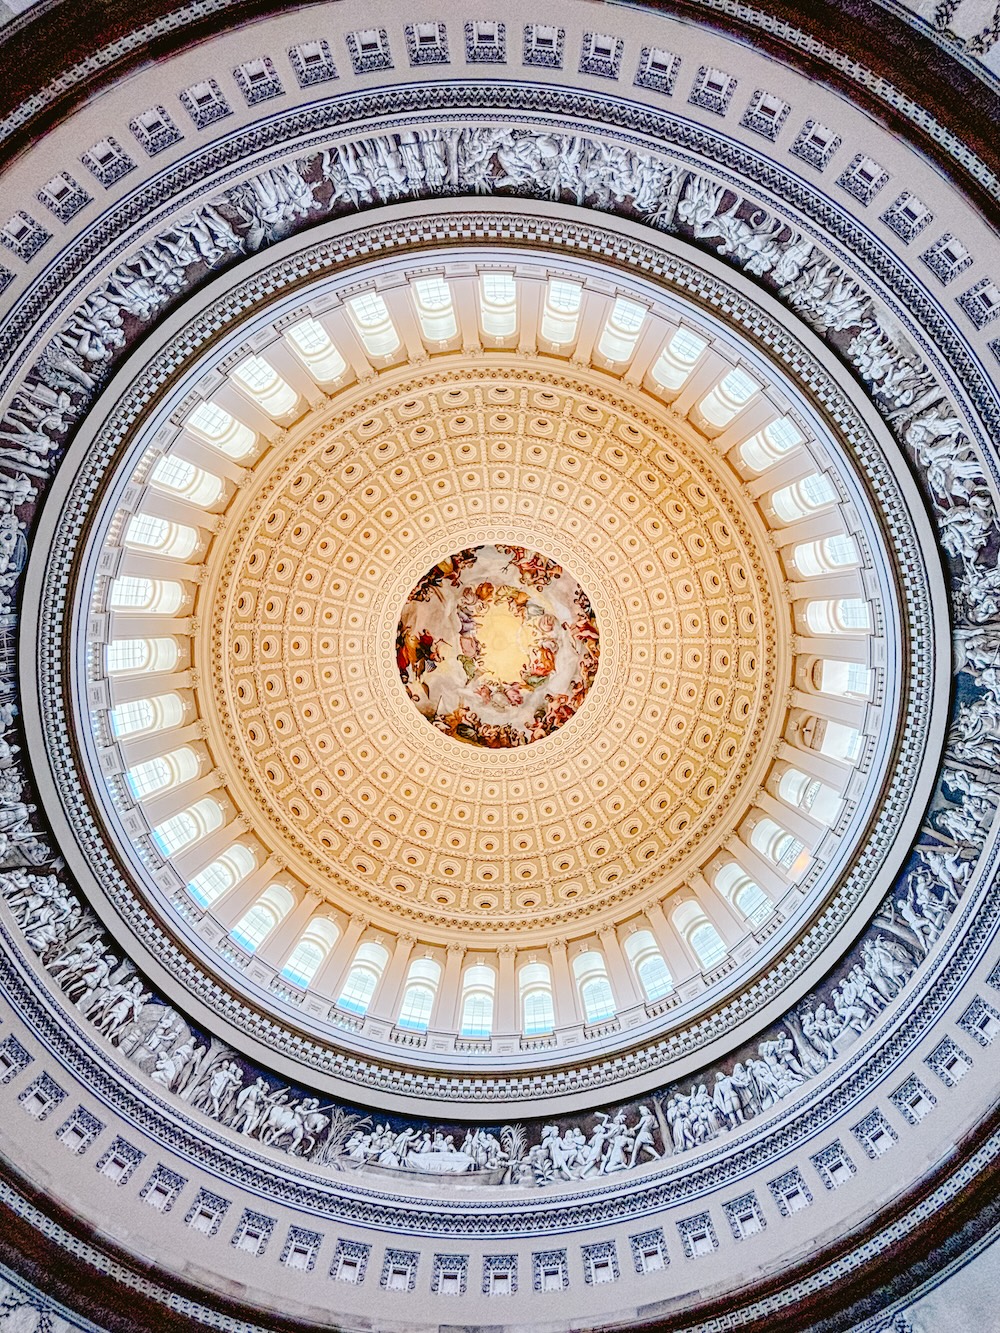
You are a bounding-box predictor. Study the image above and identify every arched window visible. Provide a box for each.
[792,534,860,577]
[673,900,729,971]
[230,883,294,954]
[803,717,864,763]
[649,325,708,391]
[126,746,199,799]
[337,941,389,1015]
[715,863,772,927]
[519,962,555,1035]
[110,692,184,738]
[751,817,806,871]
[480,272,517,337]
[598,296,646,362]
[699,366,761,427]
[690,922,727,970]
[540,278,582,344]
[107,576,184,615]
[187,844,256,907]
[397,957,441,1031]
[185,401,256,459]
[412,275,457,341]
[231,355,299,418]
[151,798,223,856]
[813,659,872,698]
[624,930,673,1001]
[739,416,804,471]
[285,317,347,384]
[572,950,616,1024]
[805,598,871,636]
[149,454,224,509]
[779,767,843,826]
[124,513,199,561]
[735,881,772,926]
[459,964,496,1037]
[104,637,179,676]
[771,473,838,523]
[280,917,339,989]
[347,291,400,357]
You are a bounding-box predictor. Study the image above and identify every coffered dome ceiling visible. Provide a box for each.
[0,1,997,1331]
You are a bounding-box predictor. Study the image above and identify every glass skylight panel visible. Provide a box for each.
[105,639,150,673]
[231,356,298,417]
[650,325,709,390]
[188,860,234,907]
[285,317,347,383]
[338,968,377,1014]
[523,989,555,1034]
[125,514,170,550]
[637,954,672,1000]
[126,757,172,797]
[152,811,199,855]
[149,455,223,508]
[280,940,324,988]
[541,278,583,344]
[480,271,517,336]
[230,904,275,953]
[397,984,434,1030]
[690,922,727,969]
[598,296,647,361]
[185,402,256,458]
[740,415,806,470]
[460,991,493,1037]
[347,291,401,356]
[110,699,155,736]
[412,275,457,341]
[108,576,153,609]
[699,365,762,426]
[151,455,196,491]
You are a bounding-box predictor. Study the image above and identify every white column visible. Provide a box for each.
[690,871,746,948]
[257,891,321,969]
[725,834,789,898]
[548,939,580,1028]
[211,849,283,927]
[643,900,698,985]
[313,913,368,999]
[599,927,640,1009]
[496,945,517,1033]
[368,934,416,1022]
[139,768,225,832]
[434,944,466,1032]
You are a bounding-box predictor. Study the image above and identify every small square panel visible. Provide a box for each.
[523,24,564,68]
[688,65,736,115]
[81,137,135,187]
[406,22,449,65]
[234,57,284,105]
[634,46,680,94]
[1,212,50,262]
[881,191,934,242]
[958,277,1000,329]
[466,21,506,63]
[129,105,183,156]
[921,232,974,284]
[837,153,890,205]
[180,79,232,129]
[579,31,623,79]
[37,172,91,222]
[790,119,841,169]
[346,28,393,73]
[741,89,790,140]
[289,40,338,87]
